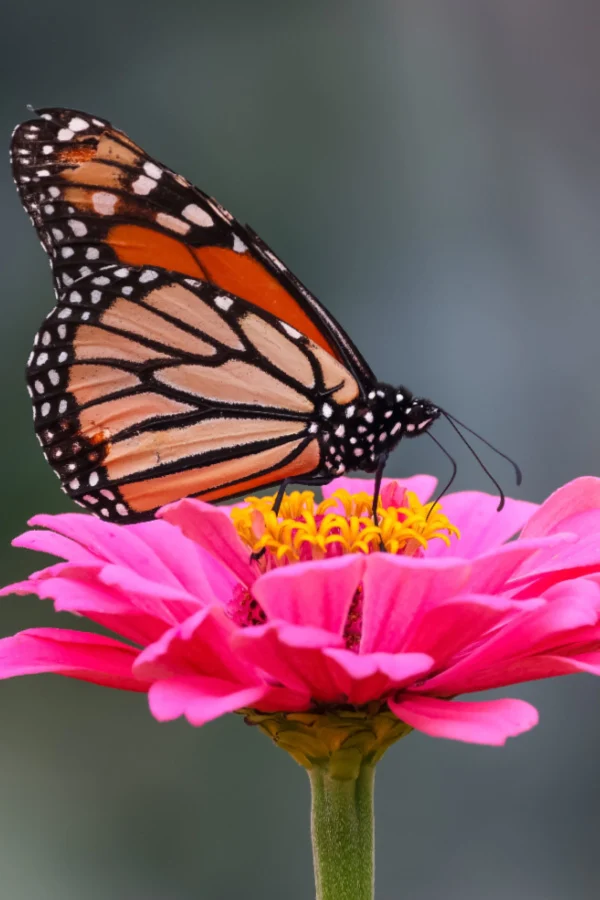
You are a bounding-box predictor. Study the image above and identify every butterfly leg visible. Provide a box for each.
[372,453,389,525]
[250,478,294,562]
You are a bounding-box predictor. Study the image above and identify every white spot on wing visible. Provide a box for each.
[156,212,190,235]
[182,204,214,227]
[132,175,157,195]
[139,270,158,283]
[144,162,162,179]
[69,117,89,132]
[68,219,87,236]
[281,322,302,339]
[92,191,118,215]
[214,295,233,311]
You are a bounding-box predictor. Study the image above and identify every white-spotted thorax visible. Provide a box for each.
[316,382,440,476]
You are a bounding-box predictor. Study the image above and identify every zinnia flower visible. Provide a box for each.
[2,473,600,754]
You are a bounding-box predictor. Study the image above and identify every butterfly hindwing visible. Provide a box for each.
[28,264,361,520]
[11,107,376,387]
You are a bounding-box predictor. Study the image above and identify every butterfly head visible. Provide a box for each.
[400,391,440,438]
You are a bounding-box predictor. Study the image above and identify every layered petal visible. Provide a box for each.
[0,628,145,691]
[424,492,537,559]
[323,649,433,706]
[389,695,539,745]
[252,555,365,634]
[233,621,345,701]
[148,677,267,725]
[159,498,256,586]
[360,554,471,654]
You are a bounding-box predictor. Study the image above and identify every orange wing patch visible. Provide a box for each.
[12,108,346,365]
[194,247,338,356]
[120,439,320,512]
[108,224,204,277]
[105,417,306,481]
[78,394,196,440]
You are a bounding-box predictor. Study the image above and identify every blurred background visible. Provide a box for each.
[1,1,599,897]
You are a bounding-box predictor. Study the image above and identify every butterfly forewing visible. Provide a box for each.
[28,265,361,520]
[11,107,376,387]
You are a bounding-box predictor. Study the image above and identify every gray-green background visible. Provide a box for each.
[1,2,599,898]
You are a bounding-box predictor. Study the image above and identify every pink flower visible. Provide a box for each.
[2,475,600,748]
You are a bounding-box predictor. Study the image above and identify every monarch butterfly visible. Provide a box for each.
[11,108,518,523]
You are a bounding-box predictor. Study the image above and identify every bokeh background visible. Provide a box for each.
[1,2,599,898]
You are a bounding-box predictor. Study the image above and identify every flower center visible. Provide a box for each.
[228,485,460,644]
[231,486,459,564]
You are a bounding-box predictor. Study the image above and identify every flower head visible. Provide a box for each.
[3,474,600,754]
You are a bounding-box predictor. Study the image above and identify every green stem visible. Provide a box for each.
[309,763,375,900]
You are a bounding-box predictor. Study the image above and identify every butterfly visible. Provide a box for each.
[11,108,516,524]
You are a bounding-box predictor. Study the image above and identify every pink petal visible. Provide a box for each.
[0,628,146,691]
[360,554,471,654]
[510,533,600,595]
[127,520,235,602]
[12,529,99,565]
[233,621,345,701]
[401,594,544,665]
[27,513,186,588]
[159,499,257,587]
[467,535,572,594]
[134,606,254,683]
[420,587,600,695]
[322,475,437,506]
[389,695,539,744]
[99,565,201,625]
[425,492,538,559]
[148,676,266,725]
[521,476,600,540]
[323,649,433,705]
[252,555,365,634]
[434,652,600,692]
[2,565,171,647]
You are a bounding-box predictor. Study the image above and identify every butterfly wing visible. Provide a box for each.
[12,107,376,390]
[28,264,360,521]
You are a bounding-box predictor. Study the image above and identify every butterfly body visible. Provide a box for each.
[11,108,439,521]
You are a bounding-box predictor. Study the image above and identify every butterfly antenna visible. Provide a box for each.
[441,410,522,486]
[439,412,512,511]
[427,431,458,515]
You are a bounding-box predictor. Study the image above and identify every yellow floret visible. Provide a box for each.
[231,486,459,562]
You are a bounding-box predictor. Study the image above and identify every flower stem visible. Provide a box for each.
[309,763,375,900]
